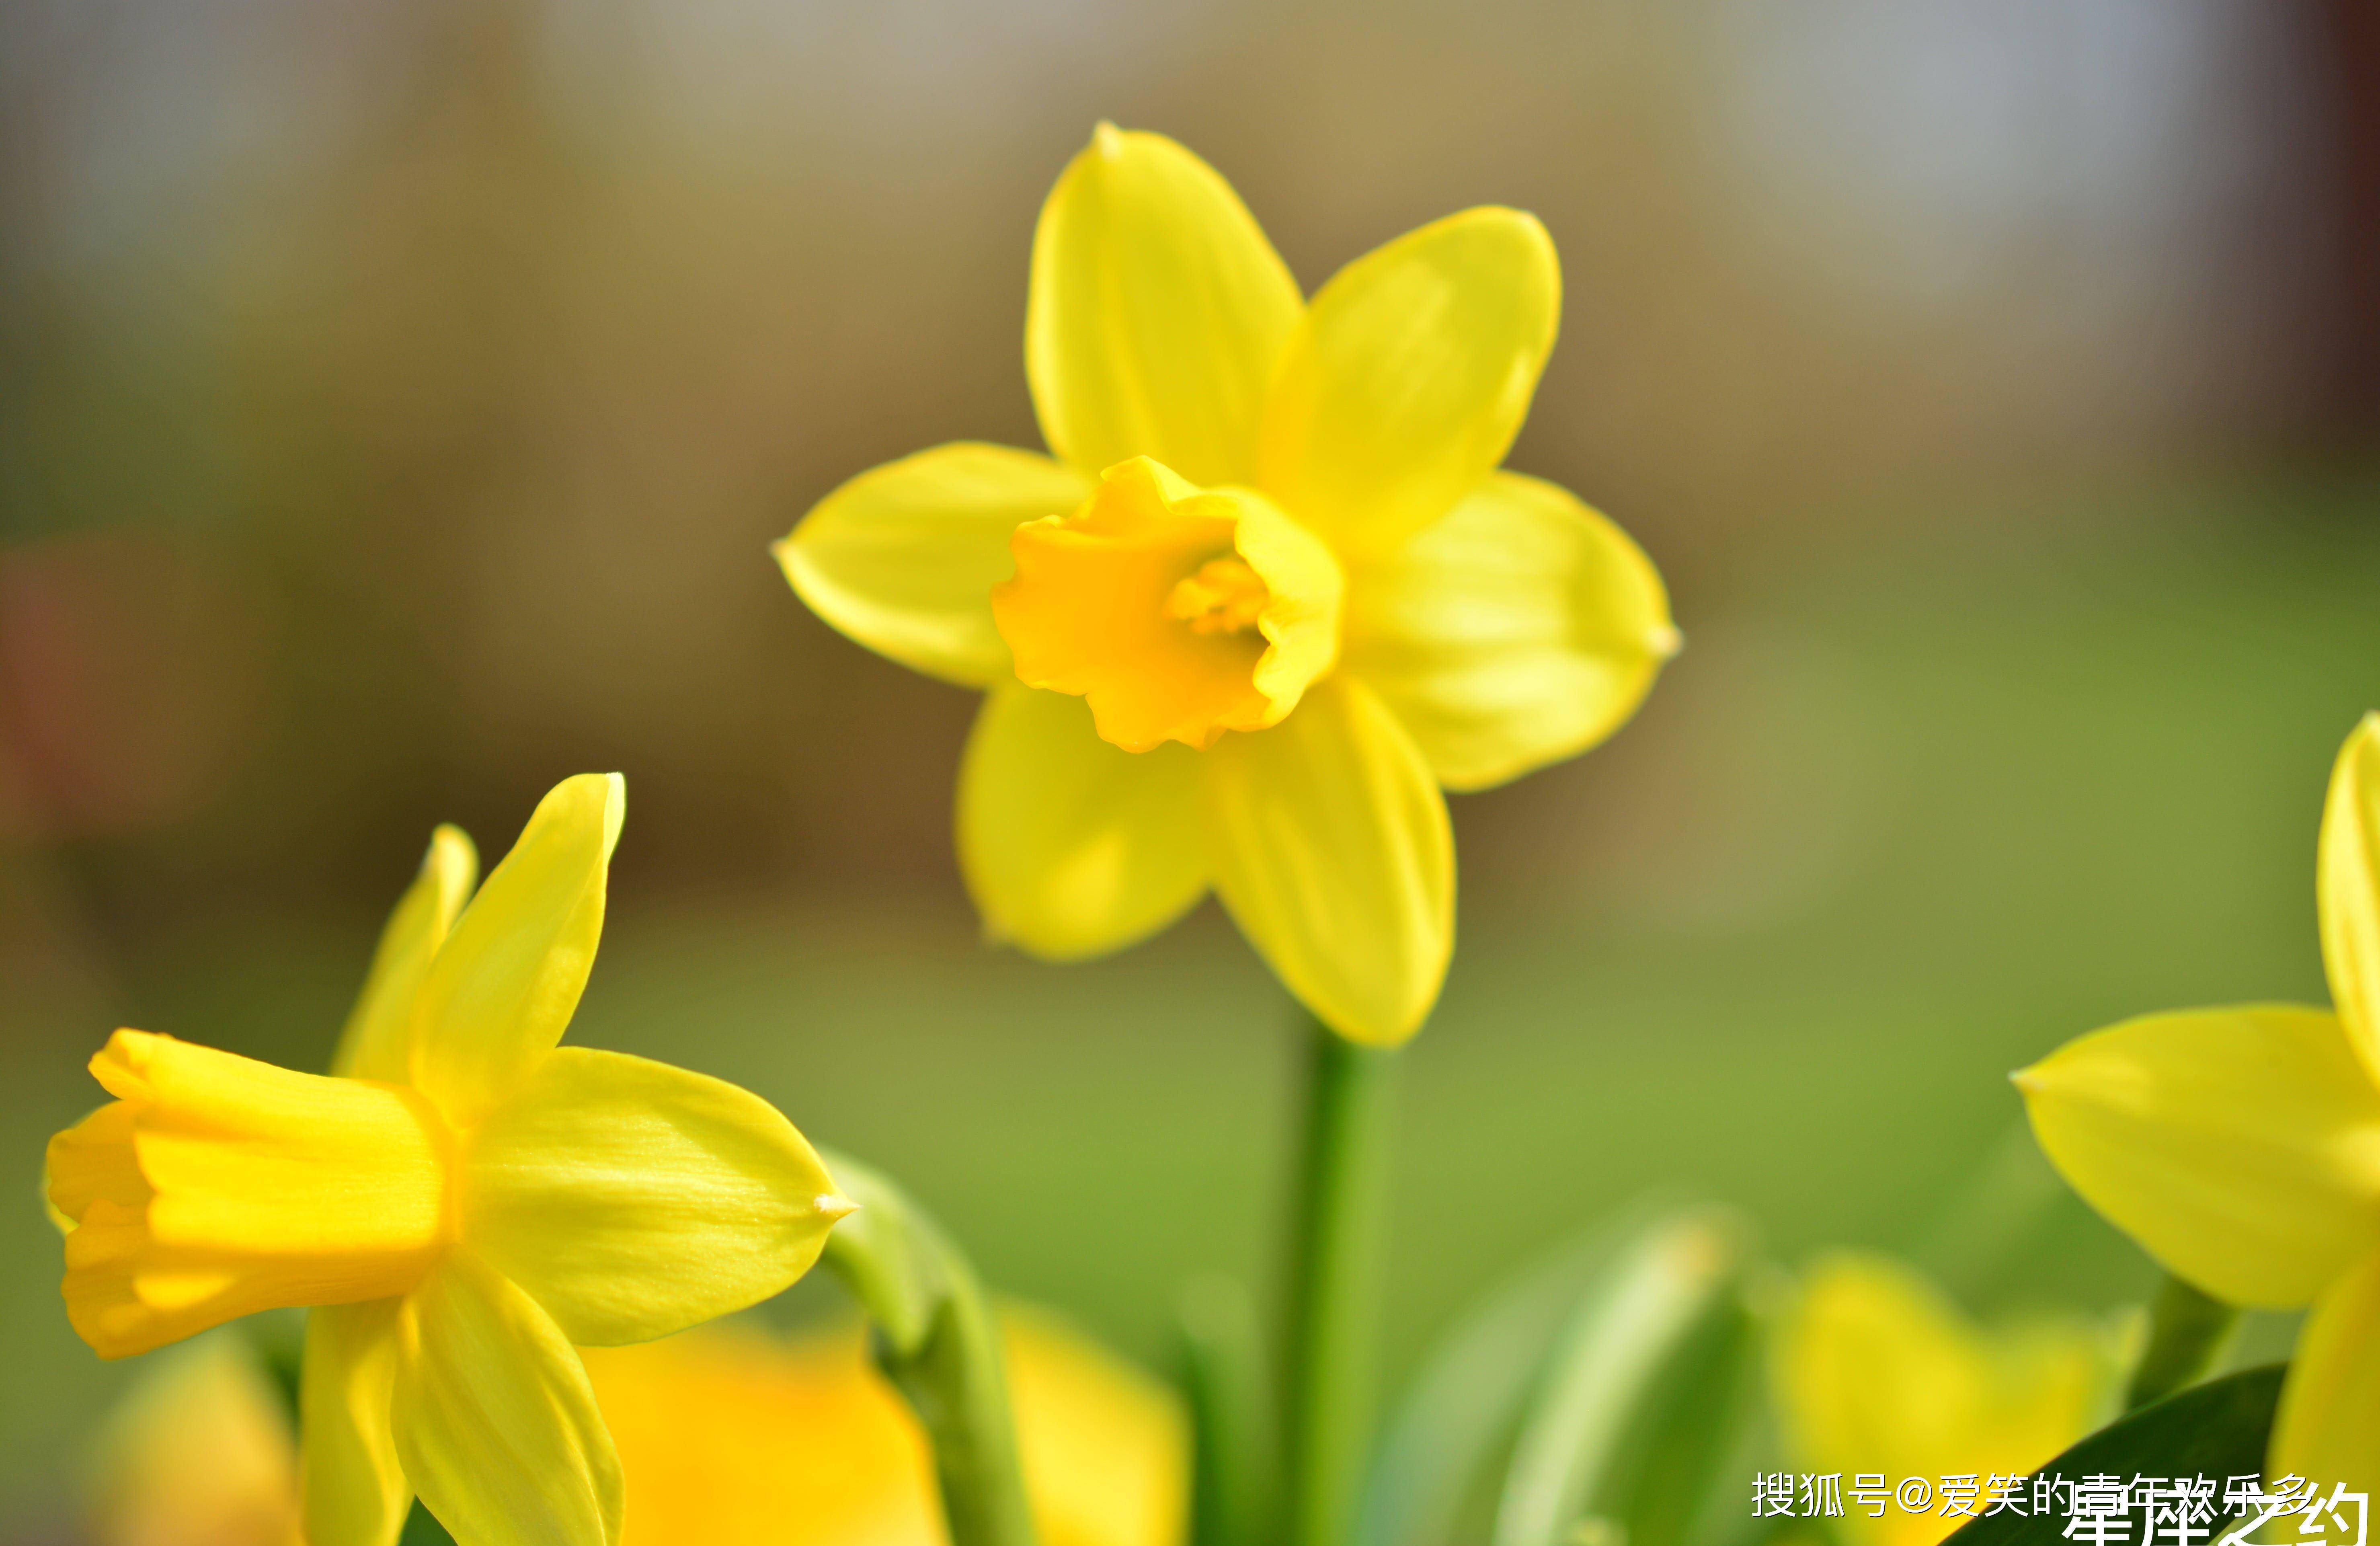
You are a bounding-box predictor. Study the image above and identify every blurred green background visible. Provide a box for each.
[5,0,2379,1536]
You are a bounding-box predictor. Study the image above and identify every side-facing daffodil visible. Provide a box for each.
[2016,714,2380,1485]
[44,774,854,1546]
[1775,1254,2110,1546]
[778,124,1674,1045]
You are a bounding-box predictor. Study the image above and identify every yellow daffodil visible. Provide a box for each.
[1775,1254,2109,1546]
[2017,714,2380,1484]
[777,124,1674,1045]
[583,1310,1187,1546]
[45,774,853,1546]
[85,1332,302,1546]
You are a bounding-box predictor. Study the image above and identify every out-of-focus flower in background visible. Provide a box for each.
[84,1332,300,1546]
[585,1310,1186,1546]
[1772,1253,2112,1546]
[782,125,1673,1045]
[2017,713,2380,1486]
[80,1312,1184,1546]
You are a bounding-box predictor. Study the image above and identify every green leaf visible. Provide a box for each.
[1942,1366,2283,1546]
[817,1148,1038,1546]
[1356,1217,1641,1546]
[2123,1273,2240,1410]
[1592,1290,1763,1546]
[1493,1209,1756,1546]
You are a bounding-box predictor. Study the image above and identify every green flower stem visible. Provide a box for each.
[2124,1271,2239,1410]
[1281,1015,1401,1546]
[818,1149,1037,1546]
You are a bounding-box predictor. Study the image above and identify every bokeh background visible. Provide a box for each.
[5,0,2378,1534]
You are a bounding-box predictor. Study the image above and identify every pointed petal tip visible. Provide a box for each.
[1649,623,1684,659]
[1092,120,1124,155]
[814,1193,861,1223]
[2009,1065,2042,1092]
[599,772,627,841]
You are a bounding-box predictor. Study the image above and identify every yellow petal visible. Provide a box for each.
[1201,676,1453,1044]
[334,825,479,1083]
[392,1253,624,1546]
[957,683,1207,960]
[1257,207,1559,561]
[2016,1005,2380,1309]
[2270,1242,2380,1488]
[2321,714,2380,1084]
[410,774,623,1128]
[1345,472,1675,791]
[580,1310,1188,1546]
[1776,1253,2104,1546]
[776,443,1091,688]
[1027,124,1303,488]
[462,1047,846,1347]
[304,1298,411,1546]
[1007,1304,1191,1546]
[584,1322,936,1546]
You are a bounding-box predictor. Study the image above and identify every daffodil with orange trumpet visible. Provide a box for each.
[778,124,1673,1046]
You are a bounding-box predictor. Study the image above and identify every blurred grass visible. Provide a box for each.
[4,470,2378,1530]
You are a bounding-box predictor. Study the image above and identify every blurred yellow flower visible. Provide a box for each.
[78,1314,1184,1546]
[1775,1254,2108,1546]
[86,1332,300,1546]
[583,1310,1186,1546]
[2016,713,2380,1485]
[46,774,852,1546]
[777,124,1674,1046]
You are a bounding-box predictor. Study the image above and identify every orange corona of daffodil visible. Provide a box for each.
[2017,714,2380,1486]
[45,774,854,1546]
[1775,1254,2109,1546]
[776,124,1675,1045]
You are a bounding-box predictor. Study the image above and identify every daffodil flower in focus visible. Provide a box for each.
[45,774,854,1546]
[1775,1254,2109,1546]
[777,124,1675,1045]
[2016,714,2380,1484]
